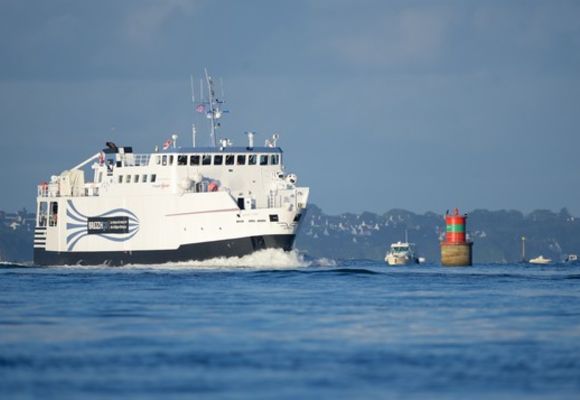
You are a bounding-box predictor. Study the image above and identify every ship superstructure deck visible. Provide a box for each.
[34,140,309,265]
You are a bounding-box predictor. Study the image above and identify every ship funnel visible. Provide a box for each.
[246,131,255,149]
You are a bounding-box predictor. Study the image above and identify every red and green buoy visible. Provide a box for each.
[440,208,473,266]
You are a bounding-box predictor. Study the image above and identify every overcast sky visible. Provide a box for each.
[1,0,579,215]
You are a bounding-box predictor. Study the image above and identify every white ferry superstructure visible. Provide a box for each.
[33,73,309,266]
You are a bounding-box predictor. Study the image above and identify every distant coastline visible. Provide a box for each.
[1,206,578,264]
[296,205,579,263]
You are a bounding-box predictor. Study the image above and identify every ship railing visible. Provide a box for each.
[37,183,101,198]
[37,184,49,197]
[37,183,59,198]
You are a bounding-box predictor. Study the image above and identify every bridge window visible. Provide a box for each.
[271,154,279,165]
[214,155,223,165]
[142,174,148,183]
[178,155,187,166]
[125,175,131,183]
[225,155,235,165]
[202,155,211,165]
[260,155,268,165]
[248,154,256,165]
[134,175,140,183]
[190,155,200,166]
[118,175,123,183]
[162,155,167,166]
[169,155,174,165]
[151,174,157,183]
[237,155,246,165]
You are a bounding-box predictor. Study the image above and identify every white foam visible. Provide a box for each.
[96,248,327,271]
[315,257,337,267]
[150,248,310,270]
[0,261,33,267]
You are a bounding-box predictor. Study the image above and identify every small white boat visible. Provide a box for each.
[565,254,578,263]
[384,241,419,266]
[529,255,552,265]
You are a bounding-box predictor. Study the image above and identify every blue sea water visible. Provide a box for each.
[1,251,580,399]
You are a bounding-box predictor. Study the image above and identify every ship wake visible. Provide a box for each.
[122,248,335,270]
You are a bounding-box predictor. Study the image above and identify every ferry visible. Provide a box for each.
[33,72,310,266]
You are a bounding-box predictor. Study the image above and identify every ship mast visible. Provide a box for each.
[191,69,228,147]
[190,75,196,147]
[204,68,224,147]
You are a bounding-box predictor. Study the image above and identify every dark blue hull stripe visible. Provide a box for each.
[33,234,295,266]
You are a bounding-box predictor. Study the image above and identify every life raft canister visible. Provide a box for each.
[208,182,218,192]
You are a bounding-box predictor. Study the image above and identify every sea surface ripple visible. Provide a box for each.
[1,253,580,399]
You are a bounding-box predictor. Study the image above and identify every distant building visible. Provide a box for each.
[0,208,35,231]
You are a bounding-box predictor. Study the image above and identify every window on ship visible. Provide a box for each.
[202,155,211,165]
[142,174,148,183]
[225,155,235,165]
[248,154,257,165]
[214,155,223,165]
[118,175,123,183]
[126,175,131,183]
[271,154,279,165]
[37,201,48,227]
[190,155,200,166]
[151,174,157,183]
[178,155,187,166]
[134,175,139,183]
[237,155,246,165]
[260,155,268,165]
[49,201,58,227]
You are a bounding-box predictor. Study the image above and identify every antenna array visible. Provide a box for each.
[190,69,228,147]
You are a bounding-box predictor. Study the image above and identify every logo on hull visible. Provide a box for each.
[66,201,140,251]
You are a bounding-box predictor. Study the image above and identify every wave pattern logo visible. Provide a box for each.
[66,200,140,251]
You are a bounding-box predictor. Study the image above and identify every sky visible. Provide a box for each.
[1,0,579,216]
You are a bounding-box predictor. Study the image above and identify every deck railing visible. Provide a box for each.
[37,183,100,198]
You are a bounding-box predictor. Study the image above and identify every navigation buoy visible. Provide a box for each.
[440,208,473,266]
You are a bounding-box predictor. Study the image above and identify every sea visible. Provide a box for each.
[1,250,580,400]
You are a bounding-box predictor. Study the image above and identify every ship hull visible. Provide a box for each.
[385,254,417,266]
[34,234,295,266]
